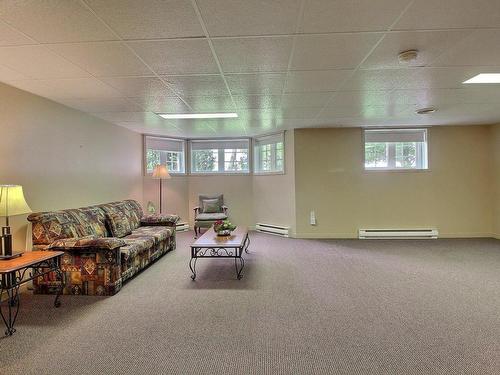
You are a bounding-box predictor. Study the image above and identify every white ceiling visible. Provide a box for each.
[1,0,500,137]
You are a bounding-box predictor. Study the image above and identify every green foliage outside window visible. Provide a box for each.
[193,150,217,172]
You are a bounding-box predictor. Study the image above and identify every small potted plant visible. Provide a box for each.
[213,219,236,236]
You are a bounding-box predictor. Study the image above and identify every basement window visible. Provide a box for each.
[145,136,186,175]
[190,139,249,174]
[254,132,284,174]
[364,129,428,170]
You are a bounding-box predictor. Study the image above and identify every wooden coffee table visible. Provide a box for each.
[190,226,250,280]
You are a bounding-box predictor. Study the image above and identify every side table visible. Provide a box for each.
[0,251,64,336]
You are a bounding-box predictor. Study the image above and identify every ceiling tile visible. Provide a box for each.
[284,70,353,93]
[47,42,151,77]
[404,67,494,89]
[161,75,229,96]
[233,95,281,109]
[394,0,500,30]
[184,96,235,112]
[362,30,472,69]
[280,107,322,119]
[85,0,203,39]
[225,73,286,95]
[342,69,416,91]
[291,33,383,70]
[0,64,28,81]
[10,78,122,99]
[196,0,301,36]
[0,45,90,78]
[57,97,144,113]
[0,0,116,42]
[281,92,333,108]
[302,0,411,33]
[93,111,162,123]
[128,39,219,75]
[330,90,399,107]
[432,30,500,67]
[100,76,174,97]
[0,20,34,46]
[213,36,293,73]
[130,96,190,113]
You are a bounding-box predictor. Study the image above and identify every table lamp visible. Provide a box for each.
[152,165,171,214]
[0,185,32,260]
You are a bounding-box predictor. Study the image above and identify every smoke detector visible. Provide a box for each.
[415,107,436,115]
[398,49,419,64]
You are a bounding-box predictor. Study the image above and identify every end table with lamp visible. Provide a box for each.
[0,185,64,336]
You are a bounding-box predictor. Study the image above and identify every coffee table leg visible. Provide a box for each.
[244,234,250,254]
[189,256,197,280]
[235,252,244,280]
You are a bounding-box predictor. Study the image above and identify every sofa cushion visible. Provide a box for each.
[196,213,227,221]
[106,210,132,238]
[28,208,104,245]
[48,236,125,250]
[121,236,155,260]
[132,226,173,244]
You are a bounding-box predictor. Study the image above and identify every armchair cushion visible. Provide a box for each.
[202,198,220,213]
[198,194,223,213]
[48,235,125,250]
[140,214,179,226]
[195,213,227,221]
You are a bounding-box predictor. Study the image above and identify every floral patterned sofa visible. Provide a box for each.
[27,200,179,296]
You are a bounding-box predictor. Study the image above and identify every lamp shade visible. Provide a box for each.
[0,185,32,217]
[152,165,171,179]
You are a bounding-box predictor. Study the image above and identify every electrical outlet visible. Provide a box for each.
[310,210,316,225]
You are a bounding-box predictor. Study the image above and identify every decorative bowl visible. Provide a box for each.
[216,229,232,236]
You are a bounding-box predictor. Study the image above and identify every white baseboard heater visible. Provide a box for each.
[256,223,289,237]
[176,222,189,232]
[358,228,438,239]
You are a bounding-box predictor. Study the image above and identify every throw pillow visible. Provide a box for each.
[202,199,220,213]
[105,210,132,238]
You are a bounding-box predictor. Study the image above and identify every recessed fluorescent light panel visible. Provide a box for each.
[158,113,238,119]
[463,73,500,84]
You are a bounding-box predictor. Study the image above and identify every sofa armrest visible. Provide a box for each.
[47,236,125,250]
[221,205,228,214]
[140,214,179,227]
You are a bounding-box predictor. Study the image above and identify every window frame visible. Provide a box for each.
[253,131,286,175]
[363,128,430,172]
[144,135,187,176]
[189,138,251,176]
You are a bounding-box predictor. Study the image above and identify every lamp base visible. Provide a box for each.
[0,252,24,260]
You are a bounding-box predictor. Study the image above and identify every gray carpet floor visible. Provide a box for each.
[1,232,500,374]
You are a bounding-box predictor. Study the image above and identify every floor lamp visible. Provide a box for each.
[152,165,171,214]
[0,185,32,260]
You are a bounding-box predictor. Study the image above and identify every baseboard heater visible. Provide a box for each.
[358,228,438,239]
[176,222,189,232]
[256,223,289,237]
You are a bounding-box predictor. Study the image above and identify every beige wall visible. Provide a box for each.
[493,124,500,238]
[294,126,494,238]
[0,82,143,251]
[253,130,296,234]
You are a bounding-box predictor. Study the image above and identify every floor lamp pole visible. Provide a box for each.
[159,178,163,214]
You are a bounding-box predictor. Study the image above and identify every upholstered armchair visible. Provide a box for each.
[194,194,228,237]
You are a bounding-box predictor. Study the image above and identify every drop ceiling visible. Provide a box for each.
[1,0,500,138]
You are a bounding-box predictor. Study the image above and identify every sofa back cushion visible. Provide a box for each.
[97,200,143,236]
[28,205,107,246]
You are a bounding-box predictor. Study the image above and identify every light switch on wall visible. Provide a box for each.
[310,210,317,225]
